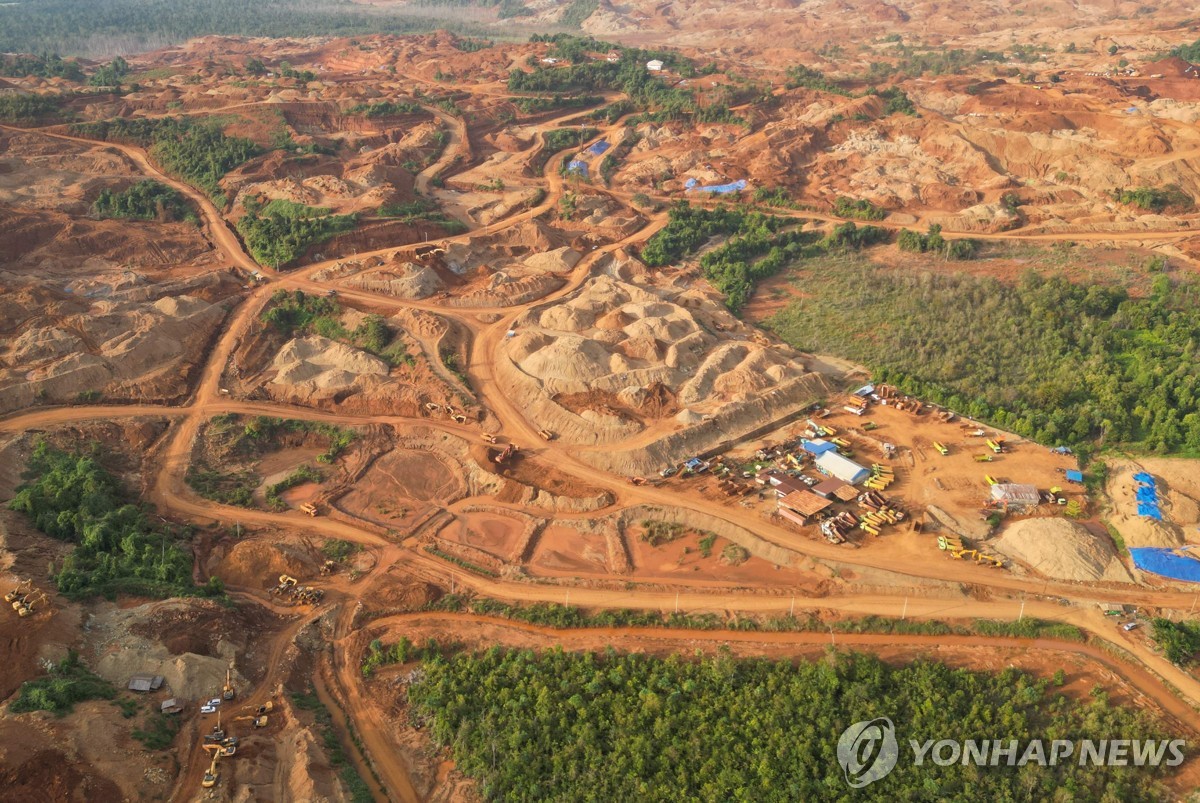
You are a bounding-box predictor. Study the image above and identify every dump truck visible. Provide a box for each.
[932,441,949,456]
[538,429,555,441]
[986,439,1003,454]
[480,432,498,444]
[973,454,993,462]
[300,503,319,517]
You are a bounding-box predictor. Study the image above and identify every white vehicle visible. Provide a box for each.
[1122,622,1140,632]
[200,704,218,714]
[207,697,223,707]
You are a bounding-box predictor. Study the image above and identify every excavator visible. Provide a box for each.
[201,743,221,789]
[4,579,31,604]
[223,667,235,701]
[235,714,269,728]
[17,591,47,618]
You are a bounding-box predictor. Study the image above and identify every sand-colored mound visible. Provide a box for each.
[994,518,1133,584]
[270,335,389,390]
[1104,458,1200,548]
[497,272,832,474]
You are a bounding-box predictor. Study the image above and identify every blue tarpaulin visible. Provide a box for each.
[587,140,610,156]
[685,178,748,195]
[1136,503,1163,520]
[1133,472,1155,484]
[801,438,837,455]
[1131,548,1200,582]
[567,159,589,176]
[1065,470,1084,483]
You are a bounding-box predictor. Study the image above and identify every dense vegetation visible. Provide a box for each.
[91,180,192,222]
[1170,37,1200,63]
[8,441,218,599]
[766,252,1200,452]
[833,196,886,220]
[510,94,603,114]
[0,0,496,56]
[407,646,1167,801]
[346,100,423,117]
[0,52,84,80]
[377,196,466,234]
[9,651,116,715]
[542,127,599,154]
[784,65,851,96]
[236,197,356,268]
[71,117,259,205]
[511,35,744,125]
[897,224,980,259]
[0,93,65,123]
[1112,186,1193,213]
[640,204,886,312]
[1150,618,1200,665]
[89,56,130,87]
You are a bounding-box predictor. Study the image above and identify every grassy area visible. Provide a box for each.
[639,520,686,546]
[185,467,258,508]
[264,465,323,511]
[764,249,1200,453]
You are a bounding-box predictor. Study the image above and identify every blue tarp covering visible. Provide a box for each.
[1065,470,1084,483]
[1133,472,1155,483]
[685,178,748,195]
[1137,503,1163,520]
[1131,548,1200,582]
[566,159,589,176]
[854,384,875,397]
[587,140,610,156]
[801,438,837,455]
[1052,446,1073,455]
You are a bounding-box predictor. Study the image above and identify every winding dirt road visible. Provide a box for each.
[7,74,1200,801]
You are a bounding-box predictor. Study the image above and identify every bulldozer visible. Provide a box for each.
[223,667,235,701]
[17,591,47,618]
[201,744,221,789]
[4,579,31,604]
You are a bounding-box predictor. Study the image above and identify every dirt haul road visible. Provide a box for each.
[7,84,1200,801]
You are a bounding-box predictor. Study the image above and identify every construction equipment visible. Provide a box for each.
[220,736,239,757]
[425,402,442,413]
[17,591,47,618]
[986,439,1004,454]
[451,414,467,424]
[271,575,298,595]
[201,744,221,789]
[629,476,647,486]
[299,503,319,517]
[537,429,555,441]
[932,441,949,456]
[984,475,998,486]
[976,553,1004,569]
[973,454,993,462]
[937,535,964,552]
[223,668,235,701]
[235,714,269,728]
[951,549,980,561]
[4,579,31,604]
[480,432,498,444]
[493,443,519,464]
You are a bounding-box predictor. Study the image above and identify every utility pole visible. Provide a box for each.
[901,596,908,621]
[1018,594,1026,623]
[674,592,679,614]
[790,595,795,618]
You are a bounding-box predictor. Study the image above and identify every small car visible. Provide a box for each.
[1122,622,1140,632]
[207,697,223,707]
[659,466,678,478]
[200,704,218,714]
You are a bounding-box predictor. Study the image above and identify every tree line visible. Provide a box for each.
[406,645,1169,801]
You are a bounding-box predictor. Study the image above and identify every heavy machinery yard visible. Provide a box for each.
[4,17,1200,803]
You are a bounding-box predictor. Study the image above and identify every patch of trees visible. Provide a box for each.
[9,651,115,715]
[1170,38,1200,62]
[236,197,356,268]
[89,56,129,87]
[784,65,851,96]
[509,36,740,125]
[378,196,465,234]
[407,646,1169,801]
[1112,186,1193,213]
[510,94,603,114]
[276,61,314,83]
[451,36,493,52]
[0,0,489,57]
[346,100,423,117]
[91,180,192,222]
[260,291,410,365]
[0,52,84,80]
[871,86,917,115]
[542,126,598,153]
[897,224,980,259]
[766,255,1200,452]
[0,93,65,123]
[1150,618,1200,665]
[71,117,259,205]
[8,441,220,600]
[834,196,886,220]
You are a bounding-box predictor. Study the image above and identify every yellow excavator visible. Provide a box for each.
[4,579,31,604]
[201,744,221,789]
[223,667,235,701]
[17,591,47,618]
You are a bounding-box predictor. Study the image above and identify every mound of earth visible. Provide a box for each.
[1104,458,1200,548]
[0,293,227,413]
[208,537,321,589]
[497,272,831,474]
[994,518,1133,584]
[270,334,390,391]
